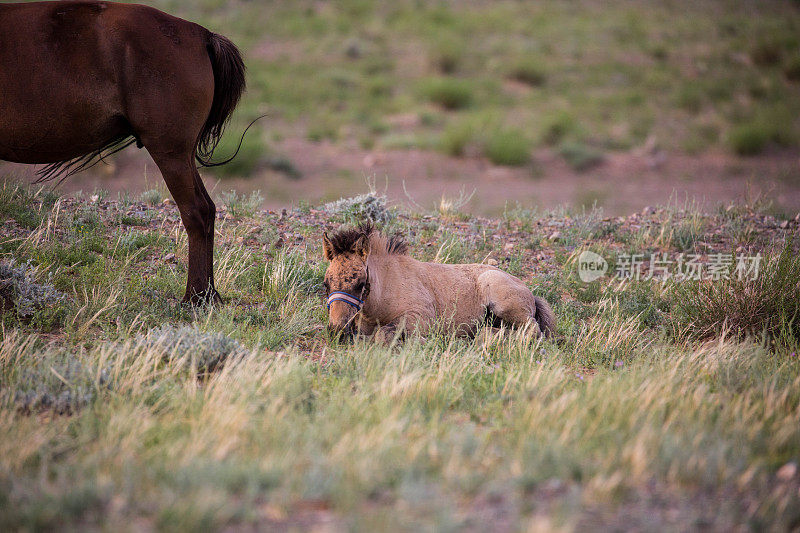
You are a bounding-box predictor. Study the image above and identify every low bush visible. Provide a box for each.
[558,141,604,171]
[729,123,771,156]
[439,120,476,157]
[729,119,794,156]
[323,192,393,224]
[0,260,67,319]
[419,77,474,110]
[13,356,102,415]
[140,188,164,206]
[507,58,547,87]
[783,54,800,82]
[671,240,800,345]
[138,325,246,373]
[484,129,531,166]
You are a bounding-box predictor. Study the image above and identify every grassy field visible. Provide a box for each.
[0,180,798,530]
[135,0,800,177]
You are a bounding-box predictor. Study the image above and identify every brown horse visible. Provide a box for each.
[322,223,556,341]
[0,1,246,304]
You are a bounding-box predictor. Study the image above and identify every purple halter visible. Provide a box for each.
[326,291,363,311]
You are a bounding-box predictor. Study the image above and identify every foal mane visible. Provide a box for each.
[327,222,408,257]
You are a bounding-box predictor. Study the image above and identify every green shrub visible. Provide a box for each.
[671,240,800,345]
[484,129,531,166]
[264,155,302,180]
[728,116,795,156]
[671,215,705,252]
[558,141,604,171]
[419,77,474,110]
[541,111,577,145]
[0,183,48,229]
[118,230,164,254]
[729,123,770,155]
[307,120,340,143]
[674,84,704,113]
[439,120,476,157]
[431,35,464,74]
[783,55,800,82]
[750,39,783,67]
[508,59,547,87]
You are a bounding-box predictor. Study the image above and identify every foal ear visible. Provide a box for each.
[322,232,334,260]
[354,234,370,259]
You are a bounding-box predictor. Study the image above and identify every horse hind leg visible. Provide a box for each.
[148,150,219,304]
[195,172,217,297]
[479,270,547,337]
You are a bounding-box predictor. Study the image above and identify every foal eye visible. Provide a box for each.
[355,281,365,291]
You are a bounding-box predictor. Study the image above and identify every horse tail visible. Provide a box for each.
[534,296,556,338]
[195,32,246,167]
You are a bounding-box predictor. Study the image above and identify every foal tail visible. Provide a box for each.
[534,297,557,338]
[196,32,247,167]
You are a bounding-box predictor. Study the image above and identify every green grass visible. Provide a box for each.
[484,128,531,166]
[0,182,797,528]
[0,183,57,230]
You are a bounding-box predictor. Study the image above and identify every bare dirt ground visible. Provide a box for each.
[3,140,799,217]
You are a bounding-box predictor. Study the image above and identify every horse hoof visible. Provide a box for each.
[182,289,222,307]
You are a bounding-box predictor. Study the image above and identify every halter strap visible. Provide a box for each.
[326,291,363,311]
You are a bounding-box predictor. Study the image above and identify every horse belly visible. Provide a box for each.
[0,2,127,164]
[0,104,128,164]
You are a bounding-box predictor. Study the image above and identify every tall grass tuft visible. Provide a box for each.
[671,240,800,346]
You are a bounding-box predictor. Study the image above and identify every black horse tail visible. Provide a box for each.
[196,32,247,167]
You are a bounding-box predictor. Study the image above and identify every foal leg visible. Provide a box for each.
[149,150,219,304]
[478,271,542,336]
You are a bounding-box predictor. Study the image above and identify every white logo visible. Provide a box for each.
[578,250,608,282]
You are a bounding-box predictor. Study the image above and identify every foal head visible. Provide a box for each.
[322,225,372,335]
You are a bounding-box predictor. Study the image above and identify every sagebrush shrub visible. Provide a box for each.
[13,356,104,415]
[138,325,246,372]
[323,192,392,224]
[0,260,66,318]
